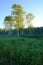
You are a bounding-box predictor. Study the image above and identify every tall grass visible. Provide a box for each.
[0,37,43,65]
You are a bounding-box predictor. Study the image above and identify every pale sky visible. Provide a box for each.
[0,0,43,28]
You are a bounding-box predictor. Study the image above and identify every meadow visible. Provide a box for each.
[0,36,43,65]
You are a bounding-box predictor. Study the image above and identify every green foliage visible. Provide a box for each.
[12,4,26,29]
[4,4,35,31]
[26,13,35,28]
[26,13,35,22]
[0,37,43,65]
[4,16,14,30]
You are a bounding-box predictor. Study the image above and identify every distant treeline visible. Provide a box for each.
[0,27,43,37]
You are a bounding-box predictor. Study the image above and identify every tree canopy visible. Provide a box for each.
[4,15,14,30]
[26,13,35,28]
[12,4,25,29]
[4,4,35,31]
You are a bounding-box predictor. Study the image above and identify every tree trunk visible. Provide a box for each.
[8,27,12,36]
[17,29,19,36]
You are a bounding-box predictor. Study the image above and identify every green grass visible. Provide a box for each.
[0,37,43,65]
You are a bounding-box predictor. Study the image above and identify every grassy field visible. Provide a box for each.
[0,36,43,65]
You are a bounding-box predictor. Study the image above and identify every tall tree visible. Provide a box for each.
[12,4,25,36]
[4,15,14,35]
[26,13,35,28]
